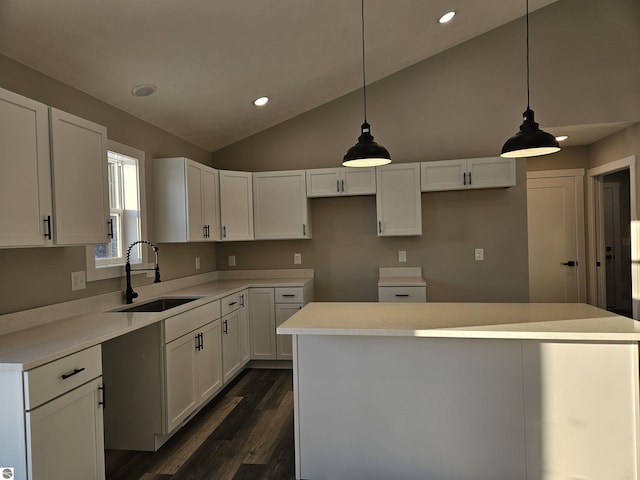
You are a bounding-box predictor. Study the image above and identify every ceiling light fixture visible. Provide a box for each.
[439,11,456,24]
[555,135,569,142]
[131,83,157,97]
[342,0,391,168]
[253,96,269,106]
[500,0,559,158]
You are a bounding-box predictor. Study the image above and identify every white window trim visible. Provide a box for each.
[86,140,149,282]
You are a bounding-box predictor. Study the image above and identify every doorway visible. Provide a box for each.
[588,156,637,319]
[527,169,587,303]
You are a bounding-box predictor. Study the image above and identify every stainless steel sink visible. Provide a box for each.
[114,297,201,313]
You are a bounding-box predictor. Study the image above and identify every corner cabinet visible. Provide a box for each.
[376,163,422,236]
[306,167,376,197]
[49,108,110,245]
[219,170,254,241]
[421,157,516,192]
[253,170,311,240]
[0,87,53,247]
[0,345,105,480]
[154,157,220,242]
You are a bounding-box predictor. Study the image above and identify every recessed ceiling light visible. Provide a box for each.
[439,10,456,24]
[253,96,269,106]
[131,83,157,97]
[555,135,569,142]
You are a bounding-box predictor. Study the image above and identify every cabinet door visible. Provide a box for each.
[275,303,302,360]
[165,333,198,432]
[201,167,220,241]
[49,108,109,245]
[420,159,467,192]
[26,377,105,480]
[238,290,251,366]
[186,161,206,241]
[342,167,376,196]
[253,170,310,240]
[306,168,341,197]
[376,163,422,236]
[197,320,223,403]
[219,170,254,241]
[248,288,276,360]
[467,157,516,189]
[222,311,241,382]
[0,87,52,247]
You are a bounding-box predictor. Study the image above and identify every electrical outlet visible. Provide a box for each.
[294,253,302,265]
[398,251,407,263]
[475,248,484,261]
[71,271,86,291]
[228,255,236,267]
[195,257,201,269]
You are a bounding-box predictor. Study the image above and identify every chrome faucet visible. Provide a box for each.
[125,240,161,304]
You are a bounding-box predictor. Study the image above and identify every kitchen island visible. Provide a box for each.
[277,302,640,480]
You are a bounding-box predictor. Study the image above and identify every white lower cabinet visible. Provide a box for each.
[249,286,312,361]
[0,345,105,480]
[238,290,250,366]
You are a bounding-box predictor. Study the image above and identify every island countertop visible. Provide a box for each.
[277,302,640,341]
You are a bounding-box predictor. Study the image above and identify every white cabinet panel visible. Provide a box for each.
[0,87,52,247]
[376,163,422,236]
[238,290,250,366]
[421,157,515,192]
[219,170,254,241]
[196,320,223,403]
[49,108,109,245]
[222,310,241,382]
[275,303,302,360]
[165,332,198,432]
[154,157,219,242]
[306,167,376,197]
[249,287,277,360]
[253,170,310,239]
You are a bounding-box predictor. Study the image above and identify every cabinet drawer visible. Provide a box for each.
[23,345,102,410]
[221,292,241,316]
[378,286,426,303]
[275,287,304,303]
[165,300,221,343]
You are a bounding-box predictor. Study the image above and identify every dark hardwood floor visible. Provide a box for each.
[105,369,295,480]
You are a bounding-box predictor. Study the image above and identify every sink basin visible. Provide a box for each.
[114,297,201,313]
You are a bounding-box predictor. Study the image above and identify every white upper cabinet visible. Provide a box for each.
[421,157,515,192]
[50,107,110,245]
[253,170,311,240]
[0,87,53,247]
[376,163,422,237]
[154,157,220,242]
[306,167,376,197]
[219,170,254,241]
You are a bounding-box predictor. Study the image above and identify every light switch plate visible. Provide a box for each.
[195,257,201,269]
[294,253,302,265]
[398,251,407,263]
[228,255,236,267]
[475,248,484,261]
[71,271,86,291]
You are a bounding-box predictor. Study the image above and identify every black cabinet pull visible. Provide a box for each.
[463,172,467,185]
[228,301,237,306]
[99,383,106,408]
[61,367,85,380]
[395,294,410,297]
[223,226,227,238]
[337,180,340,192]
[341,179,344,192]
[468,172,472,185]
[282,294,296,297]
[240,294,245,307]
[44,215,52,240]
[223,320,228,334]
[200,332,204,350]
[562,261,577,267]
[303,224,306,236]
[378,221,382,234]
[107,218,114,238]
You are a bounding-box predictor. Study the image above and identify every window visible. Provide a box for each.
[86,140,147,281]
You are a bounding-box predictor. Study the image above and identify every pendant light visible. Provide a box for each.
[501,0,560,158]
[343,0,391,167]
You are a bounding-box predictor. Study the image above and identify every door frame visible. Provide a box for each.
[587,155,637,318]
[526,169,587,303]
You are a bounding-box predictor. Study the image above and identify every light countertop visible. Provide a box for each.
[0,276,312,371]
[277,302,640,341]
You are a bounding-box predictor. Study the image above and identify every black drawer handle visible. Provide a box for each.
[395,294,410,297]
[282,294,296,297]
[228,301,237,306]
[61,367,85,380]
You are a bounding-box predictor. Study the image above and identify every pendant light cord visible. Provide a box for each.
[525,0,530,110]
[361,0,368,123]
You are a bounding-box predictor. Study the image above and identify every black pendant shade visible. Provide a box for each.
[342,0,391,168]
[500,0,560,159]
[501,108,560,158]
[343,122,391,167]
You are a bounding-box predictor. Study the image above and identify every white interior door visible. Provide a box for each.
[527,172,585,302]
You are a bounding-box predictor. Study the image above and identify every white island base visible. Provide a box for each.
[280,303,640,480]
